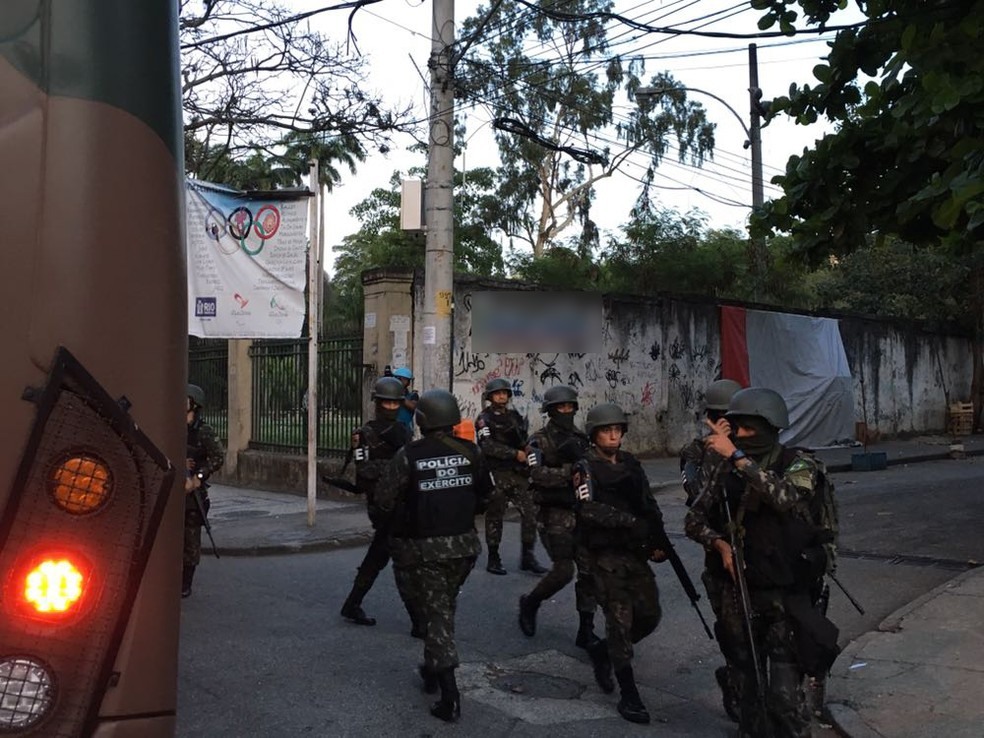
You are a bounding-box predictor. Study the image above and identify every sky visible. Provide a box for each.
[293,0,862,274]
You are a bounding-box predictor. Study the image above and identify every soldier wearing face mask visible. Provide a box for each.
[517,385,599,652]
[339,376,419,633]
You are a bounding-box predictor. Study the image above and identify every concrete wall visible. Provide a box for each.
[439,275,973,455]
[839,317,972,438]
[218,269,974,492]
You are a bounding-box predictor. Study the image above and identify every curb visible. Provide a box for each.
[825,567,983,738]
[825,447,984,474]
[216,528,374,557]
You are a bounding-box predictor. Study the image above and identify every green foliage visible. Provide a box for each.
[600,206,815,306]
[457,0,715,257]
[750,1,984,256]
[328,167,508,317]
[812,237,970,326]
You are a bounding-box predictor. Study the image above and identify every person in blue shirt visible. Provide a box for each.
[393,366,419,432]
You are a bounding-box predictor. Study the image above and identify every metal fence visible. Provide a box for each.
[188,337,229,441]
[249,333,364,454]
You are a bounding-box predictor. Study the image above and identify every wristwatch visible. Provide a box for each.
[729,449,747,464]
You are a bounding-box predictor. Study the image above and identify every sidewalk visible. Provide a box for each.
[204,433,984,736]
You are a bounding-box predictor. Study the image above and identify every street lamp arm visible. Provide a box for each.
[636,85,751,141]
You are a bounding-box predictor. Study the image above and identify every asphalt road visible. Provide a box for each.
[177,457,983,737]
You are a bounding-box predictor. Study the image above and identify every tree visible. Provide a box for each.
[179,0,413,187]
[457,0,715,258]
[750,0,984,425]
[751,1,984,253]
[328,166,508,320]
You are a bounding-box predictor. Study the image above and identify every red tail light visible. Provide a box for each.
[0,348,173,735]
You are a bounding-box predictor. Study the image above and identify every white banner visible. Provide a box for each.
[186,181,309,338]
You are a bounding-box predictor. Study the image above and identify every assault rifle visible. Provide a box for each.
[191,485,220,559]
[648,519,715,640]
[187,445,219,559]
[722,495,769,735]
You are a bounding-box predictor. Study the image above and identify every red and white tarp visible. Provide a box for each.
[721,306,855,448]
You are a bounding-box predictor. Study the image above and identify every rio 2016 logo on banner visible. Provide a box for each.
[186,180,309,339]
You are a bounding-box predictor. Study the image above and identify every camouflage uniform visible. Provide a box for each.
[475,406,537,565]
[185,418,223,568]
[341,419,417,629]
[576,447,663,670]
[685,444,838,738]
[524,422,596,615]
[376,432,492,673]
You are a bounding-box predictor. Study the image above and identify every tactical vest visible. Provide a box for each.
[403,436,481,539]
[532,424,589,508]
[477,408,527,467]
[737,449,822,589]
[580,454,648,550]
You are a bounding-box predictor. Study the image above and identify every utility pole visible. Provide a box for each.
[748,42,767,296]
[422,0,455,391]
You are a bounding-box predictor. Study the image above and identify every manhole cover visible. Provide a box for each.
[490,672,583,700]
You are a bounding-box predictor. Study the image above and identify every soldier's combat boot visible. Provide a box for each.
[181,565,195,598]
[715,665,741,723]
[518,594,540,637]
[575,610,600,649]
[418,664,439,695]
[340,586,376,626]
[587,639,615,694]
[520,544,548,575]
[486,548,507,575]
[615,665,650,724]
[429,669,461,722]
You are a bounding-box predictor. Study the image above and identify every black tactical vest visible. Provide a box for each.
[581,454,647,549]
[403,436,481,539]
[359,420,411,461]
[477,408,527,451]
[739,451,819,589]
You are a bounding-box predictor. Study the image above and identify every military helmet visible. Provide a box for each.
[187,384,206,408]
[704,379,743,411]
[415,389,462,431]
[541,384,579,413]
[372,376,405,401]
[726,387,789,429]
[585,403,628,437]
[483,377,512,400]
[392,366,414,381]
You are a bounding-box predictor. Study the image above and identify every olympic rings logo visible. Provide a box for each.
[204,202,281,257]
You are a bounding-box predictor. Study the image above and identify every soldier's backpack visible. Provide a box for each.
[782,448,839,576]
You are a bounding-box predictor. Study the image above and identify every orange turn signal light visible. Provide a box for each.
[24,559,85,614]
[48,452,112,514]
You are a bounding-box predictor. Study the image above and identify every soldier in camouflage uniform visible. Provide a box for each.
[376,389,493,723]
[573,403,668,724]
[184,384,224,598]
[517,385,599,649]
[475,377,546,576]
[339,376,420,632]
[684,388,839,738]
[678,378,743,720]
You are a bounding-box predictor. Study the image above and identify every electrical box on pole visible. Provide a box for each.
[401,178,425,231]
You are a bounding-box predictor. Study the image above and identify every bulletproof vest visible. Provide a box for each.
[402,436,481,539]
[581,453,648,550]
[541,423,589,467]
[359,420,411,462]
[477,408,527,450]
[739,448,821,589]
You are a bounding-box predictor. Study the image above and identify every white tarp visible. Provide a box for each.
[186,180,309,338]
[746,311,855,448]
